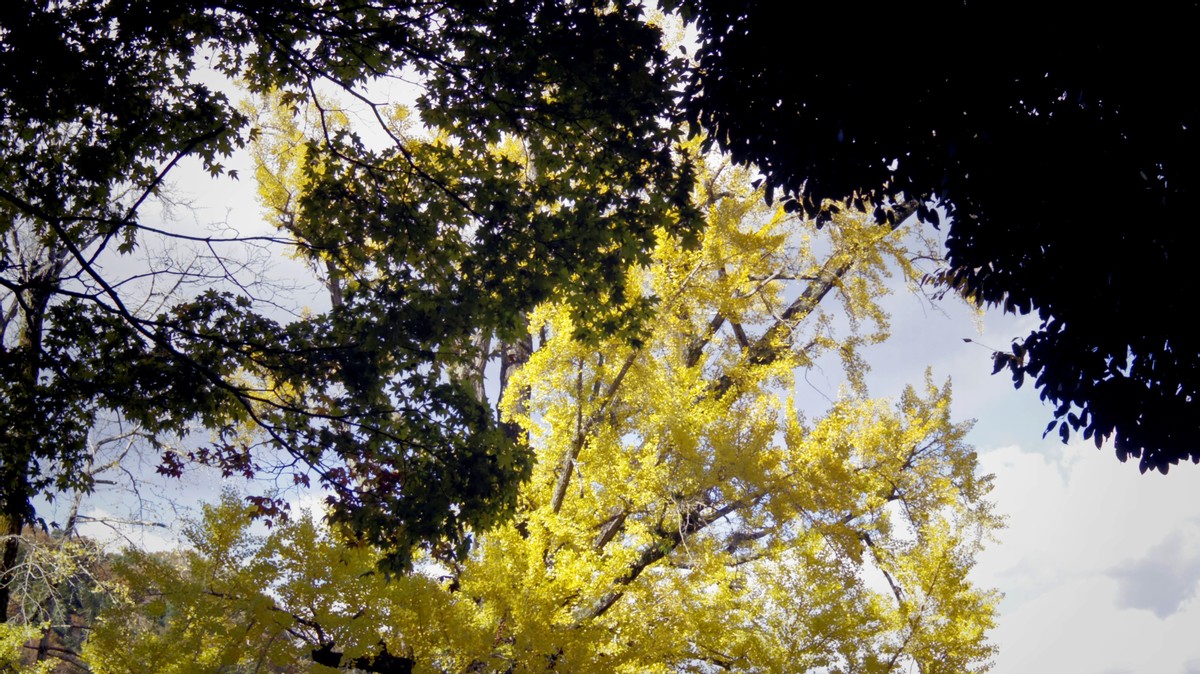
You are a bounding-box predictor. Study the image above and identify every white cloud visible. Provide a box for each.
[76,507,179,554]
[287,485,332,521]
[1111,526,1200,619]
[975,443,1200,674]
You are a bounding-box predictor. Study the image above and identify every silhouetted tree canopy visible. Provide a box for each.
[672,0,1199,473]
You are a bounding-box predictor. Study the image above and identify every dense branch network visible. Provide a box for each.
[30,157,998,672]
[1,3,698,629]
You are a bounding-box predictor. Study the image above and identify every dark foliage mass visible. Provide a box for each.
[673,0,1200,472]
[0,0,694,607]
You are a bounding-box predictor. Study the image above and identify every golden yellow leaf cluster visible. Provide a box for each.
[84,151,999,673]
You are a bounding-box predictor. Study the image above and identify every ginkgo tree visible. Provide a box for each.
[82,149,1001,673]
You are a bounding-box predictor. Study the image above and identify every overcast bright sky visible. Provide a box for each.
[865,274,1200,674]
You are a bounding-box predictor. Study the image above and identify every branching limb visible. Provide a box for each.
[549,351,637,514]
[572,493,763,624]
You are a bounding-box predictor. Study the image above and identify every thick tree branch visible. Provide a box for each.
[711,200,919,400]
[572,493,762,624]
[591,507,627,552]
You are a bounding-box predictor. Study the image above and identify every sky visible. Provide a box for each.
[50,77,1200,674]
[866,280,1200,674]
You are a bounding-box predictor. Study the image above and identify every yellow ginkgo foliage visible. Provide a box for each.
[466,158,1000,673]
[85,156,1000,674]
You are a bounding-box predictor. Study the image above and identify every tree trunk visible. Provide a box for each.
[0,254,57,623]
[498,319,533,442]
[0,512,20,623]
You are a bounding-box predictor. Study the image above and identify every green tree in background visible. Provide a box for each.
[0,0,697,621]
